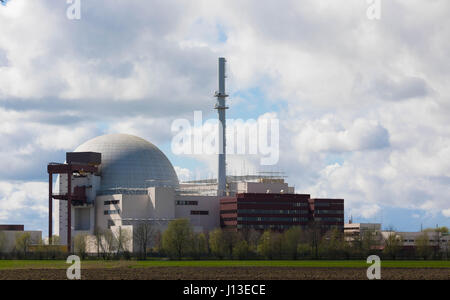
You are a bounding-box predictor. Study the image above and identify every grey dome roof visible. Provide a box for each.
[74,134,179,194]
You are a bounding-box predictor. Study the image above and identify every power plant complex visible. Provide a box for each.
[45,58,345,252]
[3,58,346,253]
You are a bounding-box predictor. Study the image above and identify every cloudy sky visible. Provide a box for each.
[0,0,449,236]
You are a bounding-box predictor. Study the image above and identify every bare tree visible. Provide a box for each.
[115,226,131,256]
[0,231,6,254]
[74,233,88,259]
[15,232,32,257]
[222,230,240,259]
[383,232,402,260]
[93,227,104,258]
[102,229,116,259]
[133,222,155,259]
[416,232,432,260]
[306,221,322,259]
[94,227,115,259]
[424,227,448,259]
[50,235,61,246]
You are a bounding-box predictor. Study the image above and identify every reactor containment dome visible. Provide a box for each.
[74,133,179,195]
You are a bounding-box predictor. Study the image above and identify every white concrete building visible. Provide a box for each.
[53,133,292,253]
[381,231,450,248]
[344,223,382,241]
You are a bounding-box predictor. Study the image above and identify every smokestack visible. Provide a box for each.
[215,57,228,197]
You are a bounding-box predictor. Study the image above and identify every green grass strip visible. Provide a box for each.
[0,259,449,270]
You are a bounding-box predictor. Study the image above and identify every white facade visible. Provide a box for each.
[175,195,220,232]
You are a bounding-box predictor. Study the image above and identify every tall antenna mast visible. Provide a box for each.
[215,57,228,197]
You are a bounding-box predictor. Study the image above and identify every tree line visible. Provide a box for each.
[81,220,450,260]
[0,220,448,260]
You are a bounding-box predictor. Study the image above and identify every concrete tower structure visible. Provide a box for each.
[214,57,228,196]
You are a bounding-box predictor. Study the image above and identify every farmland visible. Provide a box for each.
[0,260,449,280]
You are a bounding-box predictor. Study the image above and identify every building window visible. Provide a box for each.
[293,202,308,207]
[314,210,344,215]
[220,209,237,214]
[240,201,307,207]
[238,224,302,230]
[176,200,198,206]
[191,210,209,215]
[104,200,120,205]
[237,209,308,215]
[237,216,308,222]
[104,209,120,215]
[314,202,331,207]
[107,220,115,229]
[314,217,343,222]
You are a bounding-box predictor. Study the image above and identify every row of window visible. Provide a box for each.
[236,224,303,230]
[104,200,120,205]
[237,217,308,222]
[314,210,344,215]
[238,209,308,215]
[191,210,209,215]
[243,195,307,200]
[220,210,237,214]
[314,217,344,222]
[404,239,446,243]
[238,202,308,207]
[313,202,330,207]
[314,202,343,207]
[221,209,342,215]
[176,200,198,206]
[104,209,120,215]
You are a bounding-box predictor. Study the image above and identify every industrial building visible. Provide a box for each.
[45,58,345,253]
[344,222,382,241]
[343,222,450,255]
[381,230,450,254]
[0,225,42,253]
[220,194,344,232]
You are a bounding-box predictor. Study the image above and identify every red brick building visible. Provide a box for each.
[309,198,345,232]
[220,193,344,232]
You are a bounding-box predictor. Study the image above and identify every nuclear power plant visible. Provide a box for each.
[46,58,345,252]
